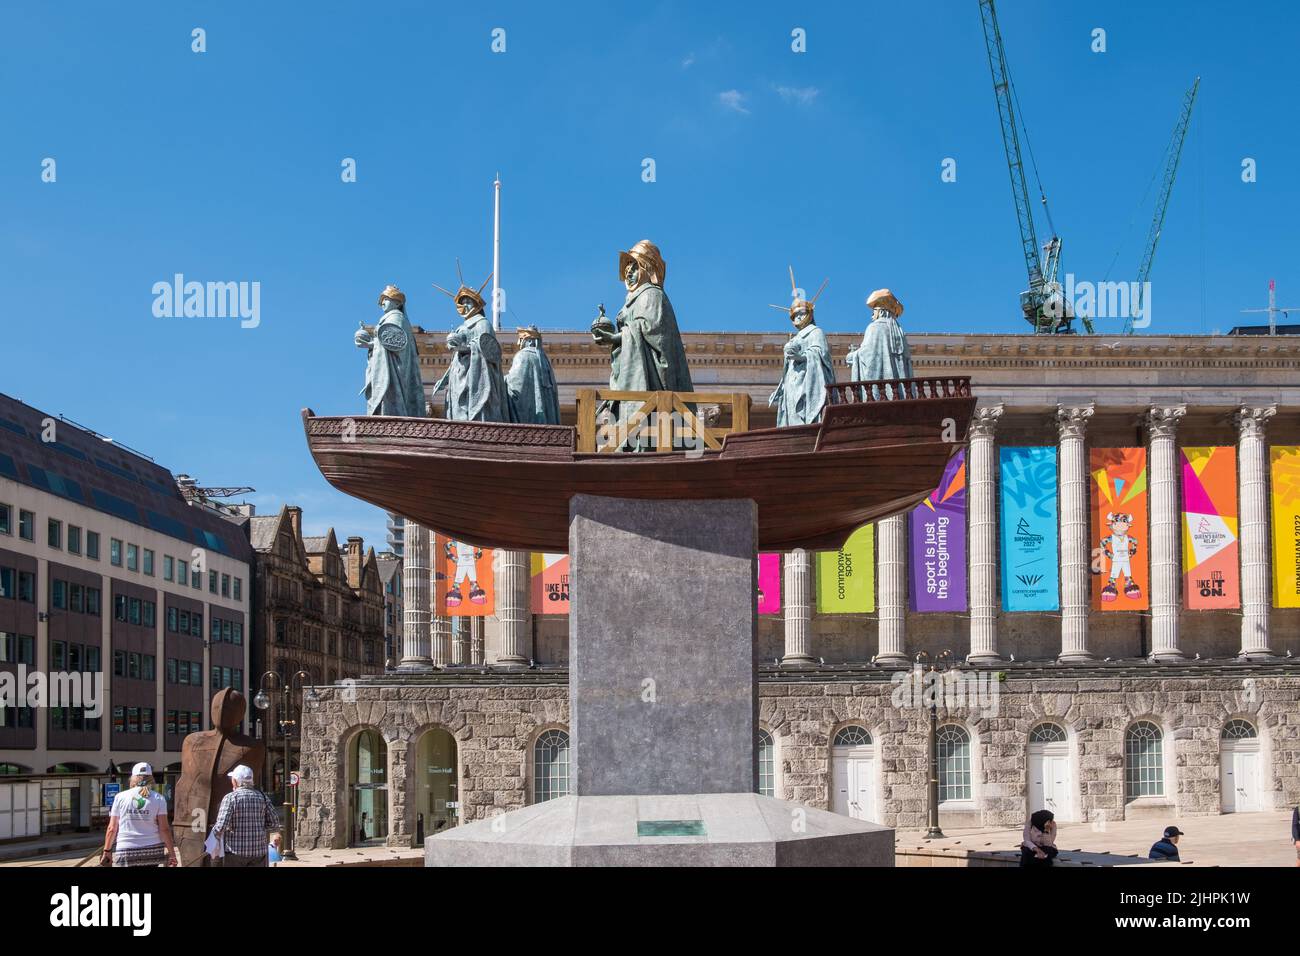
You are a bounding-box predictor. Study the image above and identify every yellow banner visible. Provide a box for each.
[816,525,875,613]
[1271,446,1300,608]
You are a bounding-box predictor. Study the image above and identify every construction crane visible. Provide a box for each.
[979,0,1092,334]
[1124,77,1199,334]
[175,474,254,506]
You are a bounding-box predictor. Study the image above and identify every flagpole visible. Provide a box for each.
[492,173,501,332]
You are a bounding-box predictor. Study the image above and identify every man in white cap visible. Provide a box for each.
[210,764,282,867]
[102,762,177,867]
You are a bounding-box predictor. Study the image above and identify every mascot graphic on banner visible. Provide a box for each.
[1098,511,1141,602]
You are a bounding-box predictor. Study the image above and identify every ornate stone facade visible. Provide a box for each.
[297,669,1300,848]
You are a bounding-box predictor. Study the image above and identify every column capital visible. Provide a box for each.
[1233,404,1277,438]
[1143,404,1187,441]
[969,403,1005,440]
[1055,403,1095,441]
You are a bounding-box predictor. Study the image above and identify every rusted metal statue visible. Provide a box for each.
[172,688,266,866]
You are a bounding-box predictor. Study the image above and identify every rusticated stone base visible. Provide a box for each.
[296,669,1300,850]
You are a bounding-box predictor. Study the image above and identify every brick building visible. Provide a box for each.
[247,506,385,789]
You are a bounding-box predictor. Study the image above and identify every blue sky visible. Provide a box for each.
[3,1,1297,548]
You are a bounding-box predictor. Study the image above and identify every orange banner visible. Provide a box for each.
[1090,448,1149,611]
[434,535,495,616]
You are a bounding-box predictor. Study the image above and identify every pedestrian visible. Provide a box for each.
[211,764,282,867]
[1149,825,1184,862]
[101,762,178,868]
[269,833,283,867]
[1019,809,1059,867]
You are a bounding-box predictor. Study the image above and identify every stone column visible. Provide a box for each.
[1057,404,1095,663]
[452,618,469,665]
[398,520,433,670]
[470,618,485,665]
[430,612,451,668]
[1236,404,1277,659]
[876,514,909,666]
[496,550,530,665]
[781,549,814,664]
[967,404,1004,665]
[1145,405,1187,661]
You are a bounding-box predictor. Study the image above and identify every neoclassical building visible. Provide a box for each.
[296,331,1300,850]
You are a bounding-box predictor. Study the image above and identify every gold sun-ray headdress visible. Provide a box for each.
[432,258,493,313]
[768,266,828,318]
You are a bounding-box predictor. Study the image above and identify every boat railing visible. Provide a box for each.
[826,376,972,405]
[575,389,752,453]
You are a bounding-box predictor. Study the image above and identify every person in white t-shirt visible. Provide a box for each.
[102,762,178,868]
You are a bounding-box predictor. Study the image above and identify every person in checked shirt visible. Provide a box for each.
[212,764,282,867]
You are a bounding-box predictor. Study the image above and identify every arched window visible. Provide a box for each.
[1221,719,1256,740]
[937,725,972,802]
[757,730,775,797]
[533,730,570,804]
[1125,721,1165,798]
[1029,723,1067,744]
[832,726,872,748]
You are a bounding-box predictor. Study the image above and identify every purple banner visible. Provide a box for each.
[909,450,968,612]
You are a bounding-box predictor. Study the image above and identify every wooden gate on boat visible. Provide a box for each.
[575,389,751,453]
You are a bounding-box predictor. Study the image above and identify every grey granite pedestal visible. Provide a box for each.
[426,495,894,867]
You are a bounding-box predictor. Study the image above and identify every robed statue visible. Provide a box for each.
[431,263,515,423]
[506,326,561,425]
[355,285,426,418]
[590,239,693,447]
[767,268,834,426]
[846,288,915,399]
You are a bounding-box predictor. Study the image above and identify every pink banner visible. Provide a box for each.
[757,553,781,614]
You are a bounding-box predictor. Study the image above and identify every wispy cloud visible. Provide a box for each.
[774,84,820,106]
[718,89,750,114]
[681,52,695,69]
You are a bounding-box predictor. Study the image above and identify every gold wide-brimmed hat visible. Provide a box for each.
[618,239,666,286]
[866,288,903,317]
[377,284,406,307]
[516,325,542,341]
[769,266,828,319]
[432,259,493,312]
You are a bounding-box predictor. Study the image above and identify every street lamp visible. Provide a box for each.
[254,669,312,860]
[915,649,955,840]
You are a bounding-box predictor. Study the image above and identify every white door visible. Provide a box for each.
[832,749,876,822]
[1220,746,1261,813]
[1028,746,1074,822]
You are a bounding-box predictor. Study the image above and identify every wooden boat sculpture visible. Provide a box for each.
[303,376,976,553]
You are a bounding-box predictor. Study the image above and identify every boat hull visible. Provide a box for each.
[302,379,975,552]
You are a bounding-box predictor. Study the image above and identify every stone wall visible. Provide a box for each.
[296,672,1300,848]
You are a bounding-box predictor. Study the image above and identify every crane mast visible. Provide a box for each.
[1126,77,1199,334]
[979,0,1086,333]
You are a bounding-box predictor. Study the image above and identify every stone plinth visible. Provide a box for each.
[425,793,893,867]
[569,495,757,796]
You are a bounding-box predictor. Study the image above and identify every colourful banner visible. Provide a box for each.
[999,447,1059,611]
[1090,448,1149,611]
[1181,447,1240,609]
[434,535,495,616]
[909,450,968,612]
[1271,446,1300,608]
[757,553,781,615]
[816,525,875,614]
[530,553,569,615]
